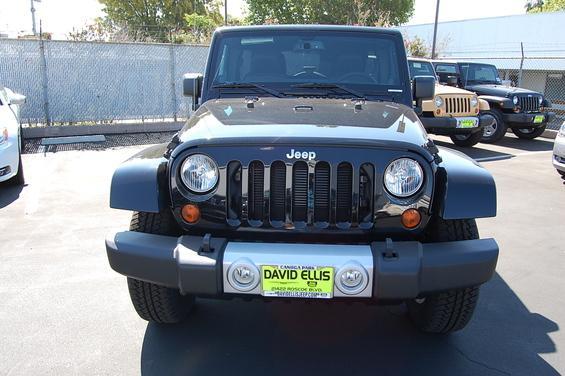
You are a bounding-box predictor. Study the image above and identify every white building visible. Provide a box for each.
[398,12,565,115]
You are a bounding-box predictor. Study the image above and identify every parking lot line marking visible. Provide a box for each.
[475,156,514,162]
[515,150,553,157]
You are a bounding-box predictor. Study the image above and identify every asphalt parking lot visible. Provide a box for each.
[1,133,564,375]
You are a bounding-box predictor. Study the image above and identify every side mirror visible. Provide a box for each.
[6,88,26,105]
[446,76,458,87]
[413,76,435,100]
[183,73,203,111]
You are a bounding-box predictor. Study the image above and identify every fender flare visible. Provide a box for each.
[434,147,497,220]
[109,144,169,213]
[478,95,514,110]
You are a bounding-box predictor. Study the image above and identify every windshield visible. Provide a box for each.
[434,63,457,74]
[459,63,500,84]
[209,31,403,97]
[407,60,435,79]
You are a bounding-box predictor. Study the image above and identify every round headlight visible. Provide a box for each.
[384,158,423,198]
[470,96,478,107]
[434,96,443,108]
[538,96,543,105]
[180,154,219,193]
[512,96,519,105]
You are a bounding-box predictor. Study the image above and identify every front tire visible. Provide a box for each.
[481,109,507,144]
[127,211,194,324]
[450,130,483,147]
[511,125,546,140]
[407,218,481,334]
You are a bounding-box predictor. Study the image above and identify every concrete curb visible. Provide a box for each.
[22,121,184,139]
[541,129,558,140]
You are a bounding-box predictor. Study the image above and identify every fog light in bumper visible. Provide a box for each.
[227,258,260,292]
[335,262,369,295]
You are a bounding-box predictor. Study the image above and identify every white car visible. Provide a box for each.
[0,86,26,185]
[553,123,565,178]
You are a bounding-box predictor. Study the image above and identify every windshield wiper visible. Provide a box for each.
[290,83,366,99]
[212,82,284,98]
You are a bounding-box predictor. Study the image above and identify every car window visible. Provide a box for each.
[459,63,500,84]
[210,31,403,92]
[408,60,435,79]
[434,64,457,74]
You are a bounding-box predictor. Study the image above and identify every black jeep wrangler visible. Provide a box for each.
[106,26,499,334]
[433,60,555,143]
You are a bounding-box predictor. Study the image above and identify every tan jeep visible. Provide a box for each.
[408,58,494,147]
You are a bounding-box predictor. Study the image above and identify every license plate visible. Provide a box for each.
[533,115,545,124]
[456,117,478,129]
[261,265,334,299]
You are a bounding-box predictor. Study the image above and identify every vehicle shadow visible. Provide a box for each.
[0,183,24,209]
[434,141,514,162]
[495,134,555,152]
[433,134,555,162]
[140,273,558,375]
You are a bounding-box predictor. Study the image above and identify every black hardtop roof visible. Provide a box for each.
[433,60,497,67]
[214,24,402,37]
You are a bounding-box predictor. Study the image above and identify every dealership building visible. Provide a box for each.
[398,11,565,126]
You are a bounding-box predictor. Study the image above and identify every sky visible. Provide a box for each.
[0,0,528,39]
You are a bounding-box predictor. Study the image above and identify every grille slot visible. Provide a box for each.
[270,161,286,222]
[336,163,353,223]
[518,96,540,113]
[292,162,308,222]
[314,162,330,223]
[248,161,264,221]
[227,161,242,220]
[358,163,374,224]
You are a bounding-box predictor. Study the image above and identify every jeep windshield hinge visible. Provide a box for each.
[200,233,214,253]
[383,238,398,259]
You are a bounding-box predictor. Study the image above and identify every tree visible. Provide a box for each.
[98,0,222,42]
[526,0,565,12]
[246,0,415,26]
[404,35,429,58]
[67,18,126,42]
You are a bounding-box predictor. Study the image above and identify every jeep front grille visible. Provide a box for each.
[226,160,375,229]
[518,96,540,113]
[444,97,471,115]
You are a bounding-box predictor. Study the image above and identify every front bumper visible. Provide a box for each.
[420,114,493,135]
[503,111,555,128]
[0,138,19,183]
[553,135,565,173]
[106,231,499,300]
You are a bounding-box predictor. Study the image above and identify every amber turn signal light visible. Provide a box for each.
[181,204,201,223]
[401,209,421,229]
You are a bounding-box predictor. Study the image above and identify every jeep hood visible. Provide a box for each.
[466,84,539,97]
[434,84,475,96]
[175,98,431,158]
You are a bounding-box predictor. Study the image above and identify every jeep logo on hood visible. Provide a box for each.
[286,149,316,161]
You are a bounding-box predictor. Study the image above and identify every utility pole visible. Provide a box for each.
[224,0,228,25]
[431,0,440,59]
[30,0,37,36]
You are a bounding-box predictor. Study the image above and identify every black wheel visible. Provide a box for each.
[127,211,194,324]
[407,218,481,334]
[449,130,483,147]
[481,109,507,144]
[558,170,565,178]
[511,125,546,140]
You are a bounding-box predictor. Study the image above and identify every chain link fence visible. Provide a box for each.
[2,38,564,132]
[0,38,209,126]
[435,56,565,130]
